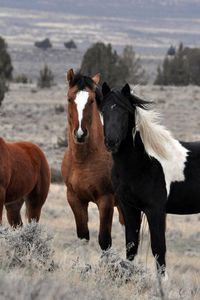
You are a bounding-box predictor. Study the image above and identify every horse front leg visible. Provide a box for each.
[145,209,166,275]
[120,200,142,261]
[67,188,89,241]
[97,194,114,250]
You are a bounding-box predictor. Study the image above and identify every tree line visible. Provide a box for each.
[1,36,200,104]
[155,43,200,86]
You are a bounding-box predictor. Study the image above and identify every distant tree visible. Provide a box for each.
[122,45,147,84]
[80,42,146,86]
[167,45,176,56]
[0,36,13,80]
[0,76,7,105]
[64,40,77,49]
[0,36,13,104]
[154,42,200,86]
[183,47,200,85]
[37,65,54,88]
[35,38,52,50]
[80,42,124,86]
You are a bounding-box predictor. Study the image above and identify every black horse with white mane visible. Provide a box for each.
[100,82,200,275]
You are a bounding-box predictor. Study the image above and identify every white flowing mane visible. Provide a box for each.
[135,108,188,195]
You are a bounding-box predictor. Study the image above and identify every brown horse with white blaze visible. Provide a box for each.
[61,69,122,250]
[0,138,50,227]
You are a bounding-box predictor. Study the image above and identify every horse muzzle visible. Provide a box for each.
[105,138,120,153]
[73,128,89,144]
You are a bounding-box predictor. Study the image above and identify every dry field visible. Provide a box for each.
[0,83,199,299]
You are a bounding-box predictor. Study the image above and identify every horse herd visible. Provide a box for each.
[1,68,199,276]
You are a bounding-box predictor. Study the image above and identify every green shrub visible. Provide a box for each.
[14,74,29,84]
[37,65,54,88]
[155,43,200,86]
[80,42,146,86]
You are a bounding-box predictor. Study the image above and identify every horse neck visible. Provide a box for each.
[113,115,146,164]
[67,104,104,162]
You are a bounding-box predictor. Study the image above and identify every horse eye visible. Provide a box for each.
[111,104,117,110]
[68,98,72,103]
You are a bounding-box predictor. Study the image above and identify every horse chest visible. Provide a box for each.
[113,163,166,211]
[68,165,111,201]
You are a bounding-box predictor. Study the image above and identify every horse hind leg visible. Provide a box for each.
[5,198,24,228]
[25,183,49,222]
[26,164,50,223]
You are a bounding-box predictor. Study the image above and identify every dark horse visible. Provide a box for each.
[61,69,123,250]
[100,82,200,274]
[0,139,50,227]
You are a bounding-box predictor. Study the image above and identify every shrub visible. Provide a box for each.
[0,222,54,270]
[51,167,63,183]
[64,40,77,49]
[37,65,54,88]
[80,42,146,86]
[34,38,52,50]
[14,74,29,84]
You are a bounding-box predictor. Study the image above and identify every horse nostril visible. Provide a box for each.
[106,139,116,148]
[83,128,88,137]
[74,128,88,143]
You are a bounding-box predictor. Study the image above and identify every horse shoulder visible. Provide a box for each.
[61,150,73,184]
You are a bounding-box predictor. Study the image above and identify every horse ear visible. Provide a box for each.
[66,68,74,83]
[102,82,111,96]
[92,73,100,85]
[121,83,130,96]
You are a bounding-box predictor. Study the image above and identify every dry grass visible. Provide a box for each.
[0,184,199,300]
[0,84,199,299]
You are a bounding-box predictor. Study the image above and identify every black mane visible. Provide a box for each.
[69,73,94,90]
[70,72,102,109]
[128,92,152,110]
[102,89,151,114]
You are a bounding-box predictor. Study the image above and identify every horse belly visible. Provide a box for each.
[5,156,38,202]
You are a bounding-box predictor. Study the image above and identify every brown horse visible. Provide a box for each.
[0,138,50,227]
[61,69,122,250]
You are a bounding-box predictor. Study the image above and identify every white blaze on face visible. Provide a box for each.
[74,90,89,137]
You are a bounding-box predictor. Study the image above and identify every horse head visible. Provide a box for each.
[67,69,101,144]
[101,82,150,153]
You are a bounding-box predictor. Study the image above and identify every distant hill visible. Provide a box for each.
[1,0,200,78]
[1,0,200,18]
